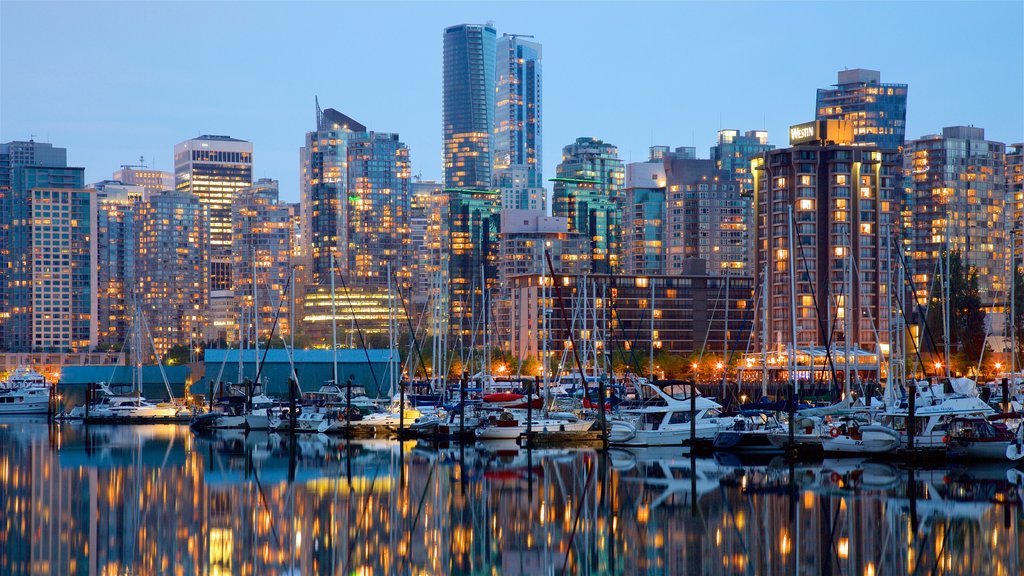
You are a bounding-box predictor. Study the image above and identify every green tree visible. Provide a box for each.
[924,250,986,376]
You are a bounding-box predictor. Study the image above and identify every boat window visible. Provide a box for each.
[667,412,692,425]
[643,413,663,429]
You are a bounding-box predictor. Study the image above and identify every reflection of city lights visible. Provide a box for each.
[779,532,791,555]
[838,537,849,559]
[865,563,876,576]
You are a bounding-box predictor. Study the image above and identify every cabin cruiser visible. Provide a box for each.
[946,416,1024,462]
[85,393,188,423]
[766,414,829,450]
[191,381,275,431]
[713,412,786,454]
[0,367,51,415]
[882,380,995,449]
[609,379,738,446]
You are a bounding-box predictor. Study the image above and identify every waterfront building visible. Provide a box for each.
[135,190,209,359]
[300,285,407,348]
[112,164,173,196]
[815,69,908,150]
[507,267,754,361]
[623,150,667,276]
[443,23,497,190]
[752,120,899,354]
[551,137,625,274]
[494,33,544,211]
[710,129,773,194]
[1008,143,1023,254]
[93,181,145,350]
[906,126,1008,309]
[232,178,293,344]
[4,165,96,352]
[174,135,252,292]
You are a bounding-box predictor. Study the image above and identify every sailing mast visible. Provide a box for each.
[330,252,339,388]
[787,205,799,401]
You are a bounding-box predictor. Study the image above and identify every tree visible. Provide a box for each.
[924,250,986,376]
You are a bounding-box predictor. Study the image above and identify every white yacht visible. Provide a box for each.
[0,367,51,415]
[475,409,594,440]
[610,379,738,446]
[882,381,995,449]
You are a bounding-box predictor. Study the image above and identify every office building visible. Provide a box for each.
[551,137,625,274]
[906,126,1008,309]
[494,33,544,210]
[136,190,209,359]
[1008,143,1023,253]
[710,129,773,193]
[112,164,173,196]
[232,179,294,344]
[815,69,908,150]
[410,181,447,311]
[752,120,899,355]
[93,181,145,350]
[443,23,497,190]
[4,165,96,352]
[174,134,253,291]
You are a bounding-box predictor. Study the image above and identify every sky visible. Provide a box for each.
[2,1,1022,202]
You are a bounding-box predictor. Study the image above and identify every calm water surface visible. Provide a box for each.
[0,420,1022,575]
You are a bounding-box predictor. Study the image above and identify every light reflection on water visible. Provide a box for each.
[0,420,1022,575]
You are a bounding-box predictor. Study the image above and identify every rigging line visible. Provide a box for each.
[393,276,429,380]
[403,460,439,570]
[604,273,645,377]
[558,457,597,576]
[892,237,941,380]
[342,463,381,576]
[253,273,292,388]
[796,220,839,386]
[331,259,380,392]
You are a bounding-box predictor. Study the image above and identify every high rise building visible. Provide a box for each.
[1008,143,1023,253]
[752,121,899,356]
[494,33,544,211]
[92,181,146,350]
[112,164,173,196]
[345,132,412,288]
[0,140,70,350]
[443,23,497,190]
[4,165,96,352]
[232,178,294,345]
[551,137,625,274]
[174,135,253,291]
[447,189,500,339]
[815,69,908,150]
[710,129,773,194]
[664,157,750,276]
[136,190,209,359]
[410,181,447,311]
[301,107,366,285]
[623,150,667,276]
[906,126,1008,309]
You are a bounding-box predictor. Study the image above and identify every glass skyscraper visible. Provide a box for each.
[815,69,908,150]
[551,137,625,274]
[709,129,773,195]
[494,33,543,210]
[443,23,496,190]
[93,181,145,350]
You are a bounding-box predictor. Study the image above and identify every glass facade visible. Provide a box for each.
[709,129,773,195]
[494,34,543,210]
[447,189,500,339]
[443,23,496,190]
[94,183,142,350]
[551,137,625,274]
[906,126,1008,309]
[815,69,908,150]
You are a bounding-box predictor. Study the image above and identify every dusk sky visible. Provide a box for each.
[2,1,1022,202]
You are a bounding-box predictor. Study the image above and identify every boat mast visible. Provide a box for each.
[253,247,260,390]
[787,205,799,400]
[844,229,852,401]
[1012,228,1017,380]
[649,277,655,382]
[330,252,339,387]
[761,260,769,398]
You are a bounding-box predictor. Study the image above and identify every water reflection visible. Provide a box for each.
[1,421,1022,575]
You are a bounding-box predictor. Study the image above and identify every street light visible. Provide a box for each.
[715,362,724,371]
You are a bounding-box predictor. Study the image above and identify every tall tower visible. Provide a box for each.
[174,135,253,291]
[92,181,146,350]
[443,23,497,190]
[494,33,543,210]
[551,137,625,274]
[815,69,908,150]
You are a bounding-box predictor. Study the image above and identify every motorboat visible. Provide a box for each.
[882,381,995,449]
[475,409,594,440]
[610,379,738,446]
[767,414,828,450]
[713,412,786,454]
[946,416,1024,462]
[821,416,901,455]
[0,367,51,415]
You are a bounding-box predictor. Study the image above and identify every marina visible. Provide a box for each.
[0,420,1021,575]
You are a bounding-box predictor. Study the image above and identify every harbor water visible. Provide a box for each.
[0,420,1021,575]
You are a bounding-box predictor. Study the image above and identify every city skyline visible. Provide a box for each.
[2,2,1021,202]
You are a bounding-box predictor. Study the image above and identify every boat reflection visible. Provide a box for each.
[0,422,1021,575]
